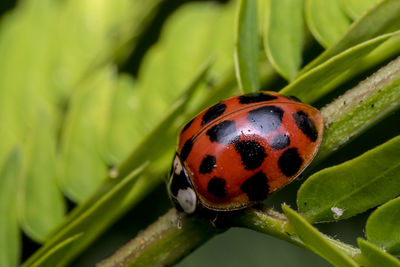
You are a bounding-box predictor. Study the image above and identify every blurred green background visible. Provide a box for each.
[1,0,399,266]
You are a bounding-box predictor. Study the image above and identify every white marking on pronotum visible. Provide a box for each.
[177,188,197,214]
[331,206,344,219]
[173,156,183,174]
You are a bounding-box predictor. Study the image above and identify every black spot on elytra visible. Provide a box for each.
[207,177,226,198]
[234,140,266,170]
[240,171,269,201]
[181,118,195,133]
[206,120,237,144]
[238,92,278,104]
[271,133,290,150]
[199,155,216,174]
[247,106,284,133]
[201,103,227,125]
[180,139,193,161]
[293,110,318,142]
[278,148,303,177]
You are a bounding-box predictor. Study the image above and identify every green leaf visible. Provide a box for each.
[318,55,400,162]
[57,68,116,203]
[106,75,142,164]
[366,197,400,254]
[340,0,380,19]
[280,31,396,103]
[137,1,235,129]
[305,0,351,48]
[0,0,159,208]
[55,0,155,89]
[358,238,400,267]
[58,2,234,204]
[31,234,83,267]
[18,111,65,243]
[0,0,166,259]
[25,60,212,266]
[0,1,174,263]
[23,163,149,267]
[302,0,400,73]
[299,33,400,113]
[0,1,56,165]
[234,0,260,92]
[298,136,400,223]
[117,58,214,182]
[0,149,21,267]
[282,205,359,267]
[264,0,303,81]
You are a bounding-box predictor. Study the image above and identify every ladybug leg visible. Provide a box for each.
[209,213,219,228]
[175,209,184,229]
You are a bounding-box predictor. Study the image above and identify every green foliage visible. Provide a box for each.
[283,205,360,267]
[318,57,400,161]
[57,68,117,202]
[366,197,400,254]
[0,149,21,267]
[0,0,399,266]
[235,0,260,92]
[298,136,400,222]
[280,31,396,103]
[264,0,304,81]
[305,0,351,48]
[30,234,83,267]
[340,0,381,20]
[358,238,400,267]
[19,110,65,242]
[23,163,149,266]
[302,0,400,73]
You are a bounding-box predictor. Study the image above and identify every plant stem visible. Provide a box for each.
[98,205,370,267]
[97,209,224,267]
[234,206,370,266]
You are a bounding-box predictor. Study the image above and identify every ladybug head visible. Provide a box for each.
[167,154,197,214]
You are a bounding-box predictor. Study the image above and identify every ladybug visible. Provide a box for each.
[167,91,323,214]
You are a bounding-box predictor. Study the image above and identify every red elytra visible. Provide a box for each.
[167,91,323,214]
